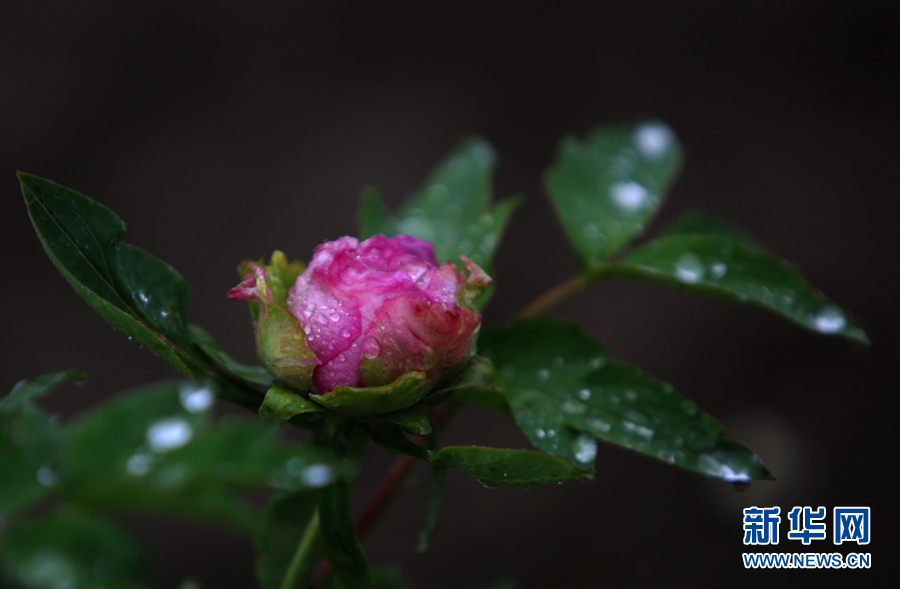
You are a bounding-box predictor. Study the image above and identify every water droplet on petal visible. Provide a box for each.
[147,418,193,452]
[812,304,846,333]
[674,252,705,284]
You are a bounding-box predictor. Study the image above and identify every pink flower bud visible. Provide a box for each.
[288,235,488,394]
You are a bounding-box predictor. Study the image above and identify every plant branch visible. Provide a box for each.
[514,274,590,319]
[279,509,322,589]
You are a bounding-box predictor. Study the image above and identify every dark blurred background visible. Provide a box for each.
[2,1,896,587]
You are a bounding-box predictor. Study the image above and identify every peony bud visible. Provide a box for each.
[291,234,487,390]
[231,236,489,415]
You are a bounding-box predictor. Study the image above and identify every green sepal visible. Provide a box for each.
[375,406,432,436]
[239,251,305,308]
[259,385,326,425]
[310,372,431,416]
[361,422,430,461]
[257,305,317,391]
[424,355,505,409]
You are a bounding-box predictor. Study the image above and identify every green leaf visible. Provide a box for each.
[0,373,77,514]
[260,386,325,425]
[255,492,322,589]
[377,407,432,436]
[416,464,446,553]
[188,325,272,388]
[545,121,683,267]
[431,446,591,489]
[311,372,431,416]
[1,370,84,413]
[0,510,150,589]
[480,317,771,481]
[361,422,430,461]
[617,233,868,343]
[357,139,520,275]
[663,210,763,249]
[19,173,209,377]
[61,381,344,528]
[319,482,370,589]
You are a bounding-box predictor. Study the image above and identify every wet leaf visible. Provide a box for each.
[545,121,682,267]
[431,446,591,489]
[0,372,78,514]
[0,370,84,413]
[188,325,272,388]
[61,381,344,528]
[255,491,322,589]
[311,372,431,416]
[481,317,771,481]
[19,173,209,377]
[618,232,868,343]
[662,210,763,249]
[0,510,150,589]
[357,139,520,278]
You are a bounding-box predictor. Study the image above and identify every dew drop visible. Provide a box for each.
[812,304,846,333]
[551,356,565,369]
[624,389,638,402]
[710,262,727,279]
[36,466,57,487]
[633,122,674,160]
[138,291,150,304]
[610,181,650,212]
[535,428,547,439]
[573,434,598,465]
[536,368,551,382]
[362,338,381,358]
[179,383,214,413]
[126,453,151,476]
[657,449,676,465]
[146,418,193,453]
[674,252,705,284]
[697,453,750,482]
[561,400,586,415]
[577,388,592,400]
[587,417,611,434]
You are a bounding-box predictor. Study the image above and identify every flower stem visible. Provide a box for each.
[279,509,322,589]
[514,274,590,319]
